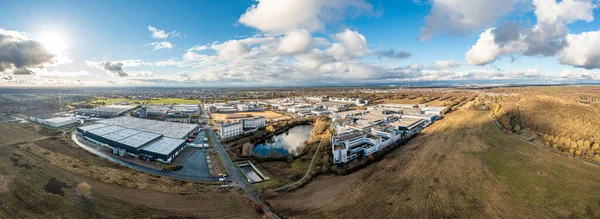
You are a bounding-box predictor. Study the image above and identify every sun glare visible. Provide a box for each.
[38,31,68,54]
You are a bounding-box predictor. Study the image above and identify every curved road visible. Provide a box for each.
[71,132,219,182]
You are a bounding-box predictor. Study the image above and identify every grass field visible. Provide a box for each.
[211,111,286,122]
[267,109,600,218]
[0,124,45,146]
[92,97,200,105]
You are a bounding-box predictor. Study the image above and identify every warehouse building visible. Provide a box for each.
[97,116,198,139]
[29,113,78,128]
[74,105,139,118]
[77,121,191,163]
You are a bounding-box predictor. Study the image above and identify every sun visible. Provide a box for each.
[38,31,68,54]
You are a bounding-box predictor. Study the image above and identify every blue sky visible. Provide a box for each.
[1,0,600,86]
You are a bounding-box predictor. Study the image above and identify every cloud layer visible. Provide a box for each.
[465,0,597,69]
[0,28,55,74]
[86,60,129,77]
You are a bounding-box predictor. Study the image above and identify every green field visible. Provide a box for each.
[92,97,200,105]
[0,124,45,146]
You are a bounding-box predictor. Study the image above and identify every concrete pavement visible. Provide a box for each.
[71,132,219,182]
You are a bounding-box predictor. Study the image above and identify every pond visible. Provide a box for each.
[252,125,313,157]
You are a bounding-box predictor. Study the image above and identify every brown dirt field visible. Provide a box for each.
[1,140,259,218]
[17,141,212,193]
[212,111,285,122]
[267,109,600,218]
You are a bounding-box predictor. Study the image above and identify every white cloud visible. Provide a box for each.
[325,29,369,61]
[559,68,600,79]
[0,28,56,74]
[419,0,520,40]
[128,71,153,77]
[211,40,251,59]
[145,41,173,50]
[333,29,368,55]
[435,60,461,69]
[35,69,91,77]
[560,29,600,69]
[86,60,128,77]
[147,25,179,39]
[188,45,209,51]
[117,59,154,67]
[238,0,377,33]
[278,29,312,54]
[533,0,595,24]
[466,0,597,67]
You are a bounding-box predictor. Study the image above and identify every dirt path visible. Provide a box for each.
[274,137,323,192]
[267,109,600,218]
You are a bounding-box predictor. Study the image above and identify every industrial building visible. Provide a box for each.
[74,105,139,118]
[139,104,201,123]
[219,116,266,139]
[77,117,196,163]
[329,97,370,106]
[97,116,198,139]
[29,114,78,128]
[331,105,441,164]
[287,104,315,113]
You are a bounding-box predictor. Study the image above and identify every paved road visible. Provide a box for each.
[206,128,280,219]
[71,132,219,182]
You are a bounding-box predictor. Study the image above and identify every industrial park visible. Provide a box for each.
[3,85,600,219]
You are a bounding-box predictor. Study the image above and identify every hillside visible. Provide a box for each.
[267,110,600,218]
[0,124,259,218]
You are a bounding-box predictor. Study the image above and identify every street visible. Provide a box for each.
[206,128,279,218]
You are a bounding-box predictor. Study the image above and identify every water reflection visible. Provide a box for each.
[252,125,313,157]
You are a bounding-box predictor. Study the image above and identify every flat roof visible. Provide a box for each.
[87,125,126,136]
[118,132,163,149]
[141,137,186,156]
[101,128,141,142]
[97,116,197,139]
[78,123,108,131]
[45,117,76,123]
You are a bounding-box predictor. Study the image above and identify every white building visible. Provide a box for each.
[219,116,266,139]
[329,97,370,106]
[242,116,266,129]
[237,104,250,112]
[288,104,315,114]
[220,122,243,139]
[29,114,78,128]
[332,108,436,164]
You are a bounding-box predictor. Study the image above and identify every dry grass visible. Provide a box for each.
[267,109,600,218]
[0,142,259,218]
[16,139,212,193]
[211,111,285,122]
[0,124,45,146]
[0,174,14,194]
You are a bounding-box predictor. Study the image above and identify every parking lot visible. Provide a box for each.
[172,147,211,178]
[191,129,209,146]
